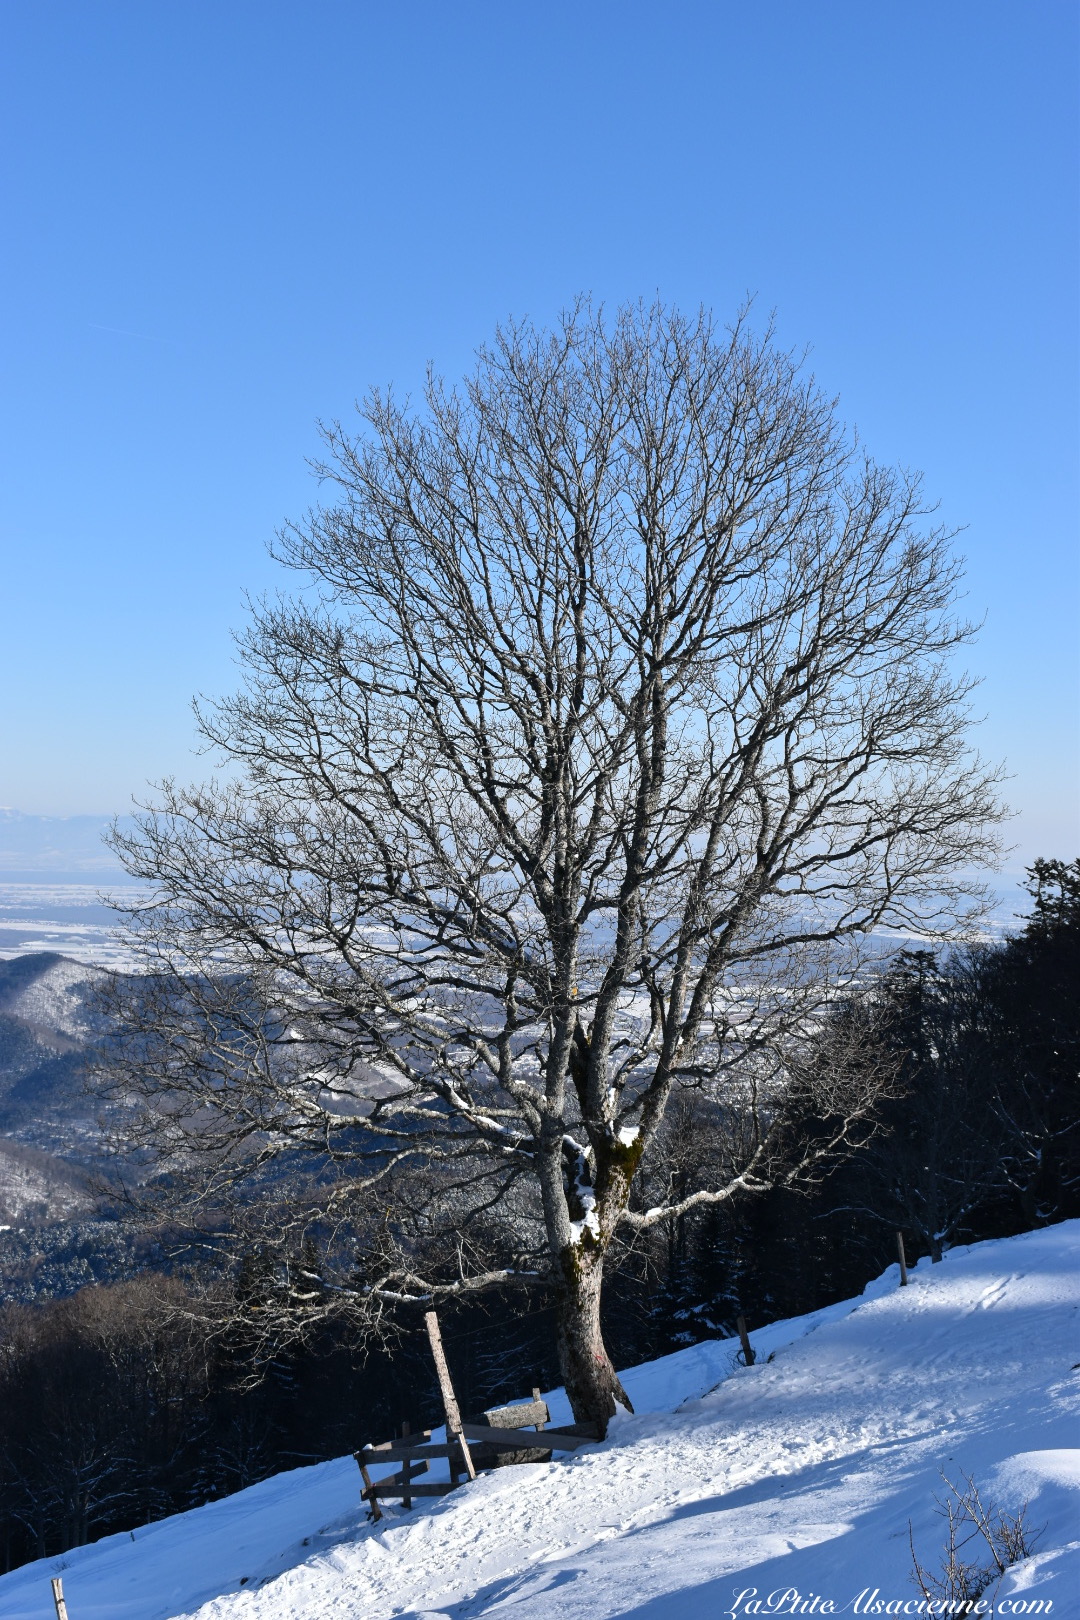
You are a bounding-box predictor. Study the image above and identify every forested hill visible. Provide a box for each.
[0,953,137,1299]
[0,954,105,1204]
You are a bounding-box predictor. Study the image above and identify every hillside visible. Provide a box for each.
[0,954,144,1299]
[0,952,108,1150]
[1,1223,1076,1620]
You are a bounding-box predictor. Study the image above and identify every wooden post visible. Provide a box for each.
[401,1420,412,1510]
[357,1456,383,1522]
[51,1578,70,1620]
[532,1386,546,1430]
[736,1314,755,1367]
[424,1310,476,1480]
[896,1231,909,1287]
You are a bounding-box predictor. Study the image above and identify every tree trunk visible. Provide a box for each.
[554,1242,633,1437]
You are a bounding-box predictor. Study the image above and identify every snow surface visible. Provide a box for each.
[3,1223,1078,1620]
[0,887,146,968]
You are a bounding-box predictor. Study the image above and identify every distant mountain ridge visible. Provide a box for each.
[0,808,137,882]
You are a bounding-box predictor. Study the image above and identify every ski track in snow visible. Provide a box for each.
[2,1224,1078,1620]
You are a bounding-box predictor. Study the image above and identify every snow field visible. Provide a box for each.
[1,1222,1077,1620]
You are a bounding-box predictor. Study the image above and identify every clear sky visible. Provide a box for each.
[1,1,1077,877]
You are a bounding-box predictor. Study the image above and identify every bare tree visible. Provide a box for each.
[102,300,1002,1431]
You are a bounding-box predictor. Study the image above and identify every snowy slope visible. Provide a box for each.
[2,1223,1078,1620]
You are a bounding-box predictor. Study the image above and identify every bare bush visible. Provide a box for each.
[910,1471,1042,1613]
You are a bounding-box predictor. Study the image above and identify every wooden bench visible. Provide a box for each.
[463,1389,552,1468]
[462,1389,601,1467]
[354,1393,602,1511]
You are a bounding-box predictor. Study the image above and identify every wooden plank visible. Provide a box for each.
[356,1458,383,1522]
[425,1310,477,1481]
[470,1439,553,1467]
[461,1422,598,1450]
[358,1442,460,1462]
[367,1481,458,1498]
[356,1452,431,1476]
[355,1454,430,1490]
[364,1432,431,1451]
[482,1398,550,1430]
[382,1460,429,1487]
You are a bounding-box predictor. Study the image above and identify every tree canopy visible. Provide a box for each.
[104,301,1003,1427]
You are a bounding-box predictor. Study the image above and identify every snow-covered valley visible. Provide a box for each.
[2,1223,1077,1620]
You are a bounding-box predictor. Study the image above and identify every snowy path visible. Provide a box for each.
[2,1223,1078,1620]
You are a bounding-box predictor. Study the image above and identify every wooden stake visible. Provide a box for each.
[456,1429,477,1481]
[736,1314,755,1367]
[424,1310,476,1480]
[401,1420,412,1510]
[51,1578,70,1620]
[357,1457,383,1521]
[896,1231,909,1287]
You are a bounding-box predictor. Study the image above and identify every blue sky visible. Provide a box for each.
[1,1,1076,875]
